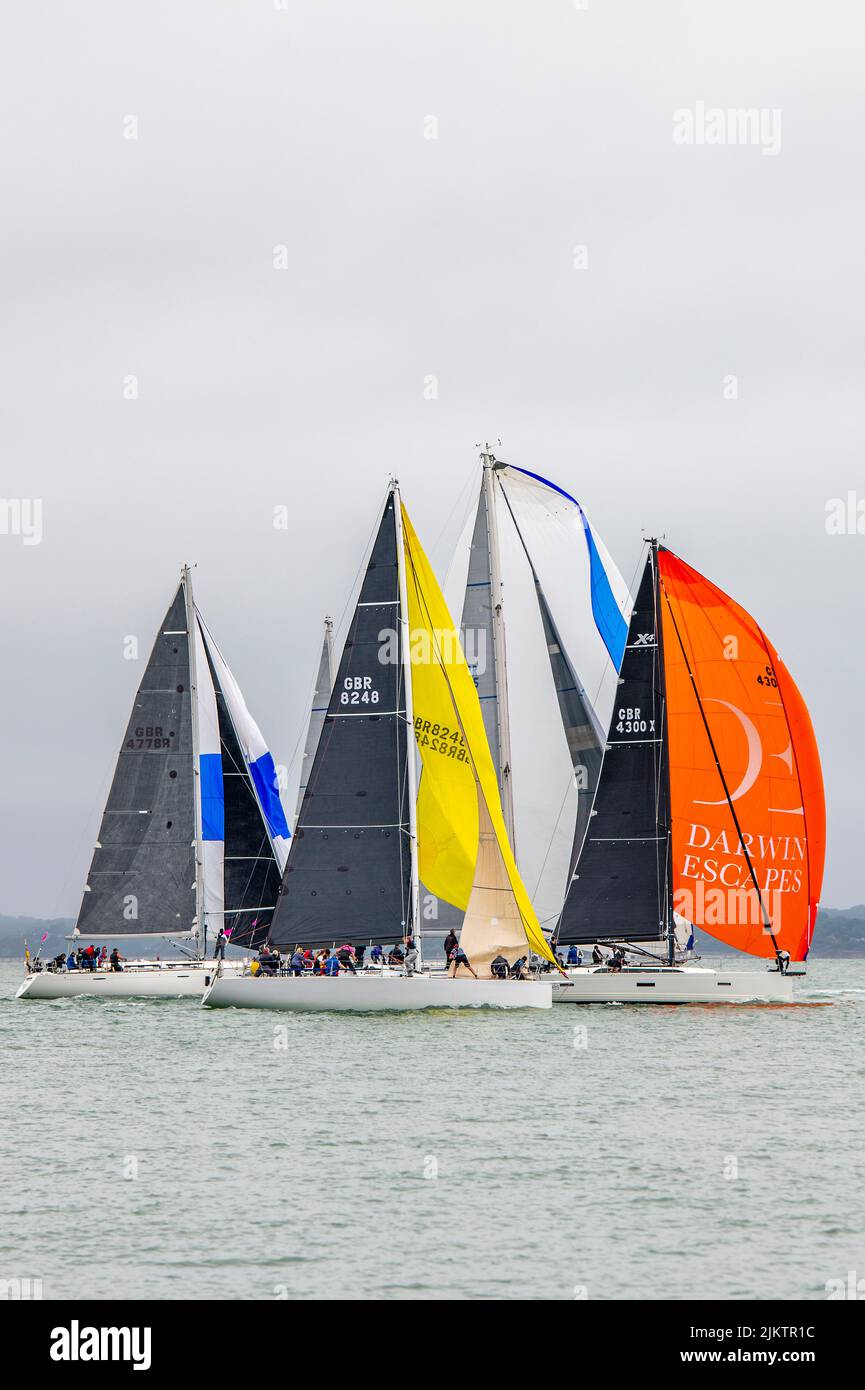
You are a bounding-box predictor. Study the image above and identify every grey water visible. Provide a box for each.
[1,958,863,1301]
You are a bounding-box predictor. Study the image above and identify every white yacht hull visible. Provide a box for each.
[15,960,242,1001]
[551,965,796,1005]
[201,972,552,1012]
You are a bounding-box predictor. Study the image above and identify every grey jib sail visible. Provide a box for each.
[533,581,604,882]
[295,618,334,821]
[204,646,283,953]
[76,584,196,937]
[555,552,671,944]
[461,484,503,784]
[269,495,412,948]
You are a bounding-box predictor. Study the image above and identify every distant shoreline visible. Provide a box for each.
[2,907,863,960]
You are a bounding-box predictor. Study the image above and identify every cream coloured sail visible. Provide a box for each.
[458,797,533,973]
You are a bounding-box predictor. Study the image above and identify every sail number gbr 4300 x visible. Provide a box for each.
[615,707,657,735]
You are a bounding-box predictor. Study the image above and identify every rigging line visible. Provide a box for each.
[658,569,783,964]
[427,454,482,575]
[647,545,667,935]
[401,526,539,950]
[279,632,331,798]
[394,612,409,930]
[331,482,394,653]
[227,823,275,921]
[283,486,393,793]
[649,544,673,953]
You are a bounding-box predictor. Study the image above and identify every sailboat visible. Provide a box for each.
[551,541,826,1003]
[202,483,554,1011]
[428,448,630,948]
[17,568,289,1000]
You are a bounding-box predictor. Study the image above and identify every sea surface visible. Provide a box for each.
[1,957,863,1301]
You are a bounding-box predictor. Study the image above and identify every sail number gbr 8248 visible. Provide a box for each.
[339,676,381,706]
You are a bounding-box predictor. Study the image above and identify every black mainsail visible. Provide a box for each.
[76,582,197,937]
[555,546,672,945]
[269,493,412,948]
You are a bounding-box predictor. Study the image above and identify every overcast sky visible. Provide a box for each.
[1,0,862,917]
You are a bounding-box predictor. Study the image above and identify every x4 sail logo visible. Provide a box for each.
[50,1320,152,1370]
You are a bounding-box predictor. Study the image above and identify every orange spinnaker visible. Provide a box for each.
[658,549,825,960]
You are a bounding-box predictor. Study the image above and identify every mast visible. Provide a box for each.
[649,540,675,965]
[393,482,421,961]
[295,615,336,820]
[183,564,205,959]
[481,447,516,852]
[323,616,334,682]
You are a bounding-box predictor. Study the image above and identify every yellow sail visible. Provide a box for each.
[400,502,556,969]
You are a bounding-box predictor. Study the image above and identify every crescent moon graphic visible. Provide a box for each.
[694,698,763,805]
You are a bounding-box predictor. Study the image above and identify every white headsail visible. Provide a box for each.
[195,613,291,875]
[445,456,631,924]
